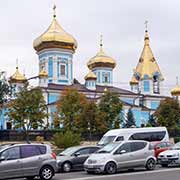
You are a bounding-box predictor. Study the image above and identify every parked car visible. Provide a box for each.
[158,142,180,167]
[84,140,156,174]
[150,141,173,158]
[0,143,57,180]
[57,145,100,172]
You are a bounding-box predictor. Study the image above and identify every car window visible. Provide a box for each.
[89,147,99,154]
[114,143,131,154]
[130,142,147,152]
[0,147,20,160]
[115,136,124,141]
[21,145,41,158]
[38,145,47,154]
[76,148,90,155]
[156,142,166,149]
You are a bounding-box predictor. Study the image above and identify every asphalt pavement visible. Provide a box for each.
[10,166,180,180]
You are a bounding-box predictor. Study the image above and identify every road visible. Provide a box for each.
[11,166,180,180]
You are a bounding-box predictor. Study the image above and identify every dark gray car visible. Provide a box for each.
[57,145,100,172]
[0,143,57,180]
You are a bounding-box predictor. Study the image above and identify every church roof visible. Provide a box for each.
[84,70,97,80]
[9,67,27,83]
[171,78,180,96]
[134,30,164,80]
[33,5,77,52]
[87,36,116,69]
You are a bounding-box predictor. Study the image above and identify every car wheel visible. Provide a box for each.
[39,166,54,180]
[62,162,72,172]
[146,158,156,170]
[105,162,117,174]
[161,164,168,167]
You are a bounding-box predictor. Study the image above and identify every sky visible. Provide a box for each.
[0,0,180,95]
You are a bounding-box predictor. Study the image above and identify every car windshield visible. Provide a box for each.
[98,136,116,146]
[97,143,120,153]
[58,147,79,156]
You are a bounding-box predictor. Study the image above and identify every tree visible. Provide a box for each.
[7,84,48,140]
[98,91,123,129]
[125,108,136,128]
[154,97,180,135]
[55,88,87,132]
[79,101,108,135]
[147,114,158,127]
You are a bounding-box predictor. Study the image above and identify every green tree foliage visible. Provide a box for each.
[125,108,136,128]
[98,91,123,129]
[0,72,12,107]
[55,88,87,132]
[147,114,158,127]
[52,131,81,149]
[7,84,48,134]
[154,97,180,135]
[79,101,107,134]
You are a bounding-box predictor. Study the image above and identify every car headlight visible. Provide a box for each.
[88,159,97,164]
[171,153,178,157]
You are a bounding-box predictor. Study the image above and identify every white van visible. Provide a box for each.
[97,127,169,146]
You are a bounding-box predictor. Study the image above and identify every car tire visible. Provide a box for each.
[105,162,117,174]
[161,164,168,167]
[39,165,54,180]
[146,158,156,170]
[62,162,72,172]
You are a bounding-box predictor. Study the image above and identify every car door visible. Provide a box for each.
[20,145,42,176]
[72,148,91,169]
[129,142,148,167]
[0,146,22,179]
[113,142,132,169]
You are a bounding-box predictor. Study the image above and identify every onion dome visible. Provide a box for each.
[87,36,116,70]
[84,70,97,80]
[33,5,77,52]
[9,66,27,83]
[171,77,180,96]
[134,30,163,80]
[39,69,48,79]
[130,75,139,85]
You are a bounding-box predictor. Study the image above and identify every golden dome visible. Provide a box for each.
[134,30,164,80]
[9,67,27,83]
[130,76,139,85]
[87,36,116,69]
[39,69,48,78]
[171,77,180,96]
[33,5,77,52]
[84,70,97,80]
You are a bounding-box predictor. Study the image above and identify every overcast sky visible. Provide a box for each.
[0,0,180,95]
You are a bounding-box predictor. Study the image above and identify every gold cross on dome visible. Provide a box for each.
[53,4,56,18]
[145,20,148,31]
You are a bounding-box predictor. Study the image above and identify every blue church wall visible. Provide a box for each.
[151,101,160,110]
[49,106,57,128]
[48,93,60,104]
[132,109,150,127]
[48,58,53,77]
[143,81,150,92]
[120,98,134,105]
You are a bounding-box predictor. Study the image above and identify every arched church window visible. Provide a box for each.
[60,64,66,76]
[153,75,160,94]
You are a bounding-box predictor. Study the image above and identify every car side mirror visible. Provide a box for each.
[120,150,126,154]
[74,152,80,157]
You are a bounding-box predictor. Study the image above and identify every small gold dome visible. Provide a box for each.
[33,5,77,52]
[171,85,180,96]
[39,69,48,78]
[84,70,97,80]
[9,67,27,83]
[87,36,116,69]
[130,76,139,85]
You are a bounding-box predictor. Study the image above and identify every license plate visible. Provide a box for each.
[161,158,168,161]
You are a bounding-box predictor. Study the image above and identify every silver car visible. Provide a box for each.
[84,140,156,174]
[0,143,57,180]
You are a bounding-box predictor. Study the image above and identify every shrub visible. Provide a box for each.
[174,137,180,143]
[36,136,44,143]
[52,131,81,149]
